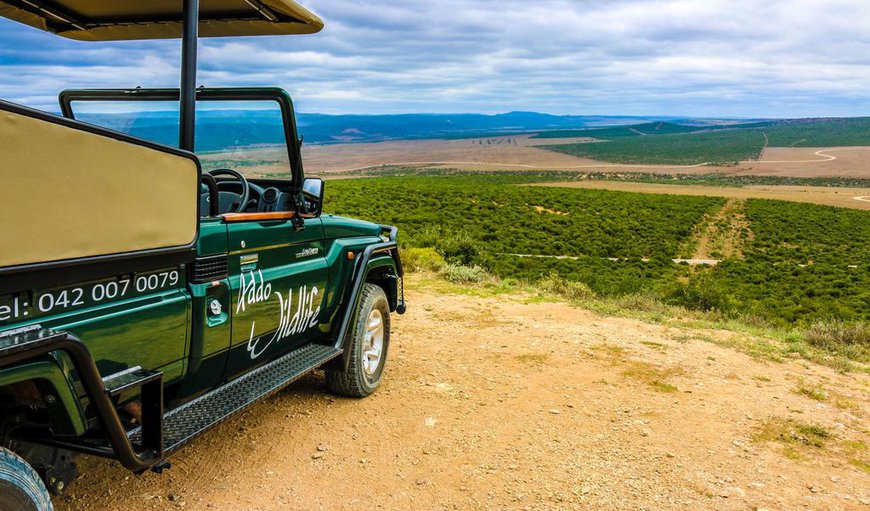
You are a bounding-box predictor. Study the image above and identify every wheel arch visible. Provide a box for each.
[0,357,88,439]
[364,254,400,312]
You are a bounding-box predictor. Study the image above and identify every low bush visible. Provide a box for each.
[804,321,870,361]
[402,247,447,272]
[441,264,491,284]
[538,273,596,301]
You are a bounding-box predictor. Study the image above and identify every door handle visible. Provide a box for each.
[240,253,259,272]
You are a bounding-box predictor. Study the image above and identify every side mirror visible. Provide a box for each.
[301,177,324,218]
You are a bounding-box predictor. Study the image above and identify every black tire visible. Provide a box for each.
[0,448,53,511]
[327,283,391,398]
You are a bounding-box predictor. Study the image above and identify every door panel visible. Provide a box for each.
[172,218,231,403]
[0,268,190,385]
[224,217,327,379]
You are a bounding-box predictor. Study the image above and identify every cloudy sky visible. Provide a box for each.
[1,0,869,117]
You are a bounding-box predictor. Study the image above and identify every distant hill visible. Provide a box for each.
[70,107,870,152]
[533,117,870,165]
[293,111,685,144]
[531,121,774,140]
[72,109,684,149]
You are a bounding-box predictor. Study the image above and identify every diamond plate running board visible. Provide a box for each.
[130,343,341,454]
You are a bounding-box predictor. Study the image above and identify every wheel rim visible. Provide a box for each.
[362,309,385,377]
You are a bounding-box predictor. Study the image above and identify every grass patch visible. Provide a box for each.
[640,341,667,351]
[753,418,832,460]
[621,361,681,393]
[844,440,870,474]
[515,353,549,365]
[755,420,870,470]
[593,343,626,357]
[793,379,829,401]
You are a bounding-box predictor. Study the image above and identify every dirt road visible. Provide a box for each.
[54,277,870,510]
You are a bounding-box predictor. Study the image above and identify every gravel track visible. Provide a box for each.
[53,277,870,510]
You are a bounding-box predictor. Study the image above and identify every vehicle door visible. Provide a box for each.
[224,216,327,379]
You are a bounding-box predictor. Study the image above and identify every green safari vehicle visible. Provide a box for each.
[0,2,405,509]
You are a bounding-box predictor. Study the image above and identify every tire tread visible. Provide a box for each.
[327,283,389,398]
[0,447,53,511]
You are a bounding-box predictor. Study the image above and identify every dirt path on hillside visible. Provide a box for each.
[689,199,752,261]
[53,279,870,511]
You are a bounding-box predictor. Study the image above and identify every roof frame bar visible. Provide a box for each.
[180,0,198,152]
[243,0,280,22]
[13,0,86,31]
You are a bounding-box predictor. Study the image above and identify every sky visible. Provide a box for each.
[1,0,869,117]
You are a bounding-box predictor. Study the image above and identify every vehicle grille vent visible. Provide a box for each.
[190,255,228,284]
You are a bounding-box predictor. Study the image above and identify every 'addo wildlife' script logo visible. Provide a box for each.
[236,270,323,359]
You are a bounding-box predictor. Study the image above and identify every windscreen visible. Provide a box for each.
[70,99,292,176]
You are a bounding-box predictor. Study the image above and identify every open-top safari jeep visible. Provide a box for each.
[0,2,405,509]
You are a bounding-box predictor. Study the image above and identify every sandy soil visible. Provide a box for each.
[298,137,870,180]
[745,147,870,178]
[301,135,604,174]
[531,181,870,210]
[54,277,870,511]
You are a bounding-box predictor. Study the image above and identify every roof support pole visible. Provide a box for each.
[180,0,199,152]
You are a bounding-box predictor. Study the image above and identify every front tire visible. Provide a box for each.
[0,448,53,511]
[327,283,391,398]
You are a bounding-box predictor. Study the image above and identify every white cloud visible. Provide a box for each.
[0,0,869,116]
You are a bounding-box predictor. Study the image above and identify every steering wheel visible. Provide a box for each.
[208,168,250,214]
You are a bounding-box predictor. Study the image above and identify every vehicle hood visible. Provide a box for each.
[320,215,382,239]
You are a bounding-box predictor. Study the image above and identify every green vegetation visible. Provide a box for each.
[751,417,870,469]
[333,166,870,189]
[753,418,832,454]
[539,129,766,165]
[325,175,869,362]
[804,321,870,361]
[327,176,721,260]
[532,116,870,165]
[620,360,681,393]
[793,379,829,401]
[674,200,870,326]
[764,117,870,147]
[532,126,646,140]
[532,122,714,139]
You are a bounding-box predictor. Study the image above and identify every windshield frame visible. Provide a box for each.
[58,87,304,186]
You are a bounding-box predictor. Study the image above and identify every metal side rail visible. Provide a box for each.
[0,326,164,471]
[130,343,341,454]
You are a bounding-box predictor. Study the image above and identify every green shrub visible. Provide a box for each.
[401,247,447,272]
[804,321,870,360]
[613,292,671,314]
[538,273,596,301]
[435,231,480,266]
[441,264,491,284]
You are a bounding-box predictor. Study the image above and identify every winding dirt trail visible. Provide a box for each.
[53,277,870,511]
[321,146,870,174]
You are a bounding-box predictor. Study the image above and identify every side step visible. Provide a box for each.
[130,344,341,454]
[103,366,162,397]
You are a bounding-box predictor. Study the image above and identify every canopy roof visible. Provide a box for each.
[0,0,323,41]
